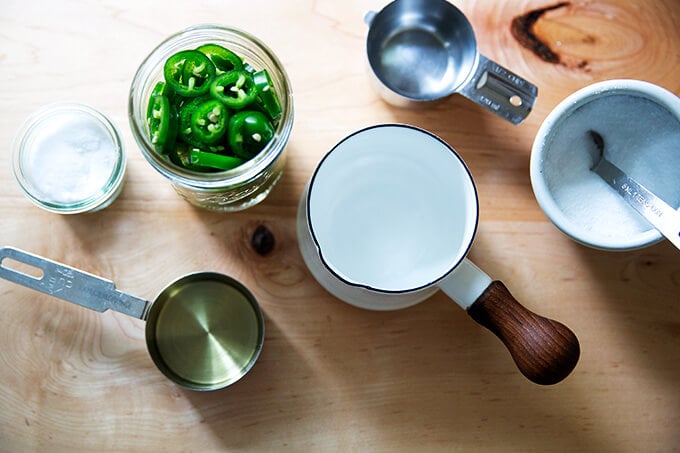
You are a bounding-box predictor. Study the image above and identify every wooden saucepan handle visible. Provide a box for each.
[467,281,580,385]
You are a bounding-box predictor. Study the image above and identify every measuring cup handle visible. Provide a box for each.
[440,260,579,385]
[458,54,537,125]
[0,246,150,320]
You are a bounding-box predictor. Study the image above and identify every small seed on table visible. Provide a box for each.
[251,225,275,256]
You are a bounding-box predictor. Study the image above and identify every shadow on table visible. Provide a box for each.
[574,240,680,384]
[178,239,620,449]
[179,292,621,450]
[181,310,319,450]
[177,99,633,450]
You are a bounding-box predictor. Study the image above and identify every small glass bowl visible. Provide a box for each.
[12,102,126,214]
[128,24,294,212]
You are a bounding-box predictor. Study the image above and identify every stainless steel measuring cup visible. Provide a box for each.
[365,0,537,124]
[0,247,264,391]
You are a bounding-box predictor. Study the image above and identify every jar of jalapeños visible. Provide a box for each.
[129,24,294,211]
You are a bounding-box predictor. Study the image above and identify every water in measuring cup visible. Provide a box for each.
[152,278,262,386]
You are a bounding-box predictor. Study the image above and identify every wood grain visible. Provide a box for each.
[1,0,679,451]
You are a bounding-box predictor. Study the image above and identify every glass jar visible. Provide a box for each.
[12,102,126,214]
[128,24,294,211]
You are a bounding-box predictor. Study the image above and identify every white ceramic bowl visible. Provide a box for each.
[530,79,680,251]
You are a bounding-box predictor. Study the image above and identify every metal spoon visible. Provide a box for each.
[588,130,680,250]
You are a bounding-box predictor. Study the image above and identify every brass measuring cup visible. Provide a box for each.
[0,247,264,391]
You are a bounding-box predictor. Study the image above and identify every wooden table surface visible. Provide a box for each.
[1,1,679,451]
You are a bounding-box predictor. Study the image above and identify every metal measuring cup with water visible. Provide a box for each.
[0,247,264,391]
[365,0,537,124]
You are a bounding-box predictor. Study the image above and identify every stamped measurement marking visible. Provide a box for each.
[56,266,74,279]
[40,276,73,294]
[36,265,133,311]
[82,286,133,310]
[621,182,664,218]
[478,94,501,111]
[491,65,525,87]
[40,267,74,295]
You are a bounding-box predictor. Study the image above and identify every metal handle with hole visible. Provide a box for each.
[0,246,150,319]
[459,55,537,125]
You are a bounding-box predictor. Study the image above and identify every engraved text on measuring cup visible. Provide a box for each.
[621,182,664,218]
[82,286,133,310]
[478,95,501,112]
[40,266,74,294]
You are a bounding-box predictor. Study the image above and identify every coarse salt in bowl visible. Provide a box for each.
[530,79,680,251]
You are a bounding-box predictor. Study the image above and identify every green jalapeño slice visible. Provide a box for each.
[164,50,216,97]
[146,43,284,173]
[228,111,275,159]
